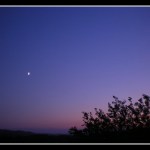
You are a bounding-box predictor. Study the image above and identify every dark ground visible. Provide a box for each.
[0,129,150,143]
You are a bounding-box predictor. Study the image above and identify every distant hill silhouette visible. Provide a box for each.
[0,129,87,143]
[0,129,34,135]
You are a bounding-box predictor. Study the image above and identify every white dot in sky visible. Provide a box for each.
[27,72,31,76]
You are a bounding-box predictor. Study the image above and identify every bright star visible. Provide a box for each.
[27,72,31,76]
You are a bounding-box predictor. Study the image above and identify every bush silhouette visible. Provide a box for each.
[69,94,150,138]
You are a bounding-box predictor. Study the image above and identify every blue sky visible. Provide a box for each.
[0,7,150,134]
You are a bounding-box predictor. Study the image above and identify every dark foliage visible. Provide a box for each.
[69,94,150,142]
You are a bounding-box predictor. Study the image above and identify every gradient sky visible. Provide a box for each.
[0,7,150,134]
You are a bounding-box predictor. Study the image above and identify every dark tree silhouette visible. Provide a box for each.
[69,94,150,138]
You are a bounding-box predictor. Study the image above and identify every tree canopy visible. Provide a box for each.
[69,94,150,138]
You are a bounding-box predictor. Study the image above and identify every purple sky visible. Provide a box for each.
[0,7,150,134]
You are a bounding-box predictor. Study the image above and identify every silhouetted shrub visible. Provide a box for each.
[69,94,150,137]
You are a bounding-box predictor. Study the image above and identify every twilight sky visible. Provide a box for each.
[0,7,150,134]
